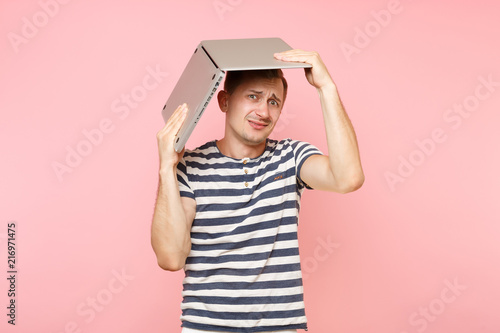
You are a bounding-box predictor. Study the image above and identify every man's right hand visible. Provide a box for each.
[152,103,196,271]
[156,103,188,171]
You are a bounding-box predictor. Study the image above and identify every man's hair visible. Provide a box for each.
[223,69,288,103]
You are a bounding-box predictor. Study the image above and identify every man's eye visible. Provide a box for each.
[269,100,279,106]
[249,94,257,99]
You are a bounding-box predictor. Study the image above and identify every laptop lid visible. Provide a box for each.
[201,37,312,71]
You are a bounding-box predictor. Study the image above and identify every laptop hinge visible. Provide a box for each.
[201,45,219,69]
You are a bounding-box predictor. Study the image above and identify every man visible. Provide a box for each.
[152,49,364,332]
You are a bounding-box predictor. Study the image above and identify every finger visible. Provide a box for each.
[274,49,308,57]
[168,108,188,143]
[169,104,188,130]
[167,103,188,126]
[274,50,317,64]
[162,111,187,140]
[173,109,188,136]
[159,103,188,135]
[158,113,186,151]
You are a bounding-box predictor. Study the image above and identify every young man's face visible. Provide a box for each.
[220,75,285,147]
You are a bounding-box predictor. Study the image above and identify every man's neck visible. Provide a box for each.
[216,137,267,159]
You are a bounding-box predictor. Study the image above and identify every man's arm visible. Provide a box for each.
[151,103,196,271]
[274,50,364,193]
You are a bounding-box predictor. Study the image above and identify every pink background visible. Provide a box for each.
[1,0,500,332]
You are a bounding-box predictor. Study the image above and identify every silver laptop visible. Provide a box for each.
[161,37,312,152]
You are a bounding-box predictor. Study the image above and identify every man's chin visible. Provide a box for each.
[242,133,269,146]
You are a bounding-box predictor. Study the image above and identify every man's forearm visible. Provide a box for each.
[318,84,364,191]
[151,168,192,271]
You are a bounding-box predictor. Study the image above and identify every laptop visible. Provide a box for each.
[161,37,312,152]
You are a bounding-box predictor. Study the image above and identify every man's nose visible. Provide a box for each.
[255,101,270,118]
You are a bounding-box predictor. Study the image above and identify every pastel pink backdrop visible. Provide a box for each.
[1,1,499,332]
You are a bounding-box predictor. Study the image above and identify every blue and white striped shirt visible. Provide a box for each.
[176,138,322,332]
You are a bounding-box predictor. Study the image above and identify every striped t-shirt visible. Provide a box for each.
[176,138,322,332]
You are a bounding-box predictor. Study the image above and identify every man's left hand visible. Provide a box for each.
[274,49,335,90]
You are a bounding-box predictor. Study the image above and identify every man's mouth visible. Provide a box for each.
[248,119,269,130]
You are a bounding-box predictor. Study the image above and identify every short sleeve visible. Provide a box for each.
[290,139,323,190]
[176,157,195,199]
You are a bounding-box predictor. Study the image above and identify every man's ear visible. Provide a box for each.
[217,90,229,113]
